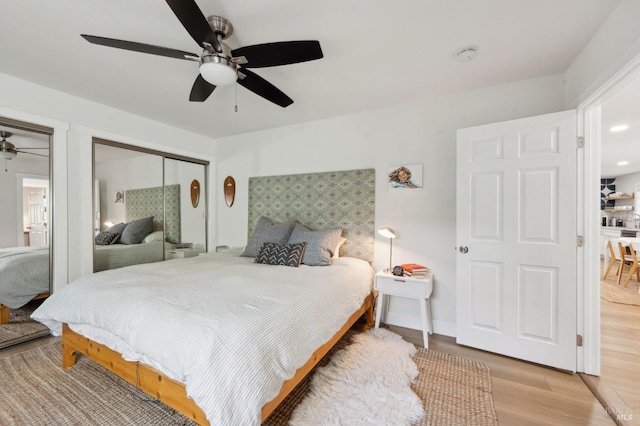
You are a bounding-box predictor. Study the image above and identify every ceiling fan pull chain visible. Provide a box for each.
[234,82,238,112]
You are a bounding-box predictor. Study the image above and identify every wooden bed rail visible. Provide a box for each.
[1,292,50,325]
[62,291,374,425]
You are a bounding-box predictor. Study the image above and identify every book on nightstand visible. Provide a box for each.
[401,263,429,277]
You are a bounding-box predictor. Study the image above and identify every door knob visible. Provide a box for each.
[459,245,469,253]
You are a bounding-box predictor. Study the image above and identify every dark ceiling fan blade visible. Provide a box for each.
[81,35,199,60]
[237,69,293,107]
[16,150,48,158]
[15,147,48,150]
[189,74,216,102]
[232,41,323,68]
[165,0,221,52]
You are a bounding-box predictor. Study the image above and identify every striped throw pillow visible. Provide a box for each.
[254,242,307,267]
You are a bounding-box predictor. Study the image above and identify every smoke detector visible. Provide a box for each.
[456,47,478,63]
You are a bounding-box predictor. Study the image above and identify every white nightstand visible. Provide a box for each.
[374,270,434,348]
[165,248,202,259]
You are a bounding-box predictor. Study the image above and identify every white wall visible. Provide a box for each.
[0,72,217,283]
[95,155,163,227]
[213,75,566,335]
[565,0,640,107]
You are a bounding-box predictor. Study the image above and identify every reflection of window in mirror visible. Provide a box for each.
[0,118,53,348]
[92,140,209,271]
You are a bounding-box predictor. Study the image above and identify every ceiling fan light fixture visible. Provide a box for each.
[0,141,17,160]
[200,55,237,86]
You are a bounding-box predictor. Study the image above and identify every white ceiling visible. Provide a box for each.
[601,75,640,178]
[0,0,622,141]
[2,1,635,177]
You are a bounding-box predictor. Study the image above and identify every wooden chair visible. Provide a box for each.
[618,242,640,287]
[602,240,621,280]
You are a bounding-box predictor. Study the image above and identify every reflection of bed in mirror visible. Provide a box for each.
[94,240,169,272]
[94,184,180,272]
[0,246,50,324]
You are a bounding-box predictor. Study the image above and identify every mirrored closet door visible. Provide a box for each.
[0,118,53,349]
[93,139,208,272]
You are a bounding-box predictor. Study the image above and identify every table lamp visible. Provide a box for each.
[378,227,397,273]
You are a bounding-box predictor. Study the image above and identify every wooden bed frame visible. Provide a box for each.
[62,291,374,425]
[0,292,50,324]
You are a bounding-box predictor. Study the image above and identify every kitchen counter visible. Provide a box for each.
[601,226,640,232]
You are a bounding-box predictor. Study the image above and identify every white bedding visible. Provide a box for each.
[0,246,49,309]
[32,248,373,425]
[94,240,166,272]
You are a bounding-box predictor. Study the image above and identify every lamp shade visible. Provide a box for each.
[378,227,396,239]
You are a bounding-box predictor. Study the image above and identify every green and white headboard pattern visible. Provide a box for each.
[125,184,181,243]
[247,168,375,262]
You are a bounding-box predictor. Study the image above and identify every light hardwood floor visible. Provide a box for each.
[2,299,636,425]
[580,299,640,426]
[385,324,615,426]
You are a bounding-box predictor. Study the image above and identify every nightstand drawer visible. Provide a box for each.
[375,275,430,298]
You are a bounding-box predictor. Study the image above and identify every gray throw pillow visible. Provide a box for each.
[241,216,296,257]
[120,216,154,245]
[287,224,343,266]
[254,242,307,267]
[106,222,128,242]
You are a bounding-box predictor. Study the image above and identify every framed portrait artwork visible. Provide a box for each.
[388,164,422,190]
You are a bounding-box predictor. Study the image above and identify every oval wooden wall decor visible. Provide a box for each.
[224,176,236,207]
[190,180,200,208]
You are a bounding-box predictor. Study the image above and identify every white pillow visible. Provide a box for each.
[142,230,164,243]
[332,237,347,259]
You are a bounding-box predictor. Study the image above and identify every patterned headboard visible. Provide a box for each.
[248,169,375,262]
[125,184,181,243]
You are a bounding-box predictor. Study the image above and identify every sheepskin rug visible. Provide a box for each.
[289,328,425,425]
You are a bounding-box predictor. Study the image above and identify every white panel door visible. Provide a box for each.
[456,110,577,371]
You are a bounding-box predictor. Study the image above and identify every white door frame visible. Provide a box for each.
[579,52,640,375]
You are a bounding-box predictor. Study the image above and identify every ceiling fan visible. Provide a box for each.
[0,131,49,160]
[81,0,324,107]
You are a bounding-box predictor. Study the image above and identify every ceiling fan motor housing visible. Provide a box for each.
[207,16,233,39]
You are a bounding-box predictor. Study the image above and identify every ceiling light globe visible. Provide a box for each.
[200,55,238,86]
[0,141,17,159]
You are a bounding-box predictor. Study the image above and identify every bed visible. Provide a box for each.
[32,168,376,425]
[0,246,50,324]
[94,240,167,272]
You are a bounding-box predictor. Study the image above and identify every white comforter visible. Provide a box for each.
[32,248,373,425]
[0,246,49,308]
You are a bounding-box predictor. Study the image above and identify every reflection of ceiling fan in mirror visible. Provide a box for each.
[0,131,49,161]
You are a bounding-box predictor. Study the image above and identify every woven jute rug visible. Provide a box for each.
[600,272,640,306]
[0,331,497,426]
[0,300,48,347]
